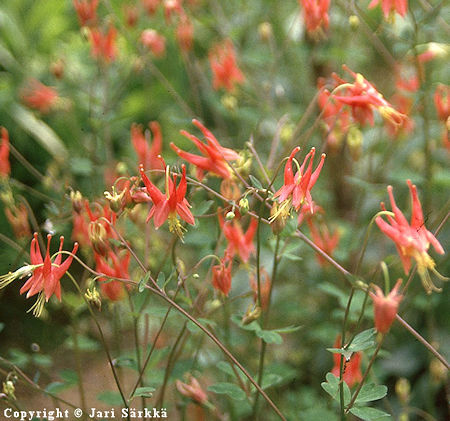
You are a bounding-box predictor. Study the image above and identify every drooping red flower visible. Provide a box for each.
[332,66,408,128]
[176,376,208,405]
[385,93,414,137]
[139,163,195,238]
[142,0,160,15]
[271,147,325,223]
[375,180,446,294]
[73,0,99,26]
[21,80,58,114]
[250,268,271,309]
[72,210,90,248]
[163,0,183,23]
[331,335,363,388]
[20,233,78,315]
[434,84,450,123]
[4,203,31,239]
[368,0,408,19]
[176,14,194,52]
[171,119,240,180]
[124,4,139,27]
[299,0,330,35]
[140,29,166,57]
[131,121,164,170]
[218,213,258,263]
[85,201,117,255]
[0,127,11,177]
[89,25,117,63]
[95,250,130,301]
[209,39,244,92]
[370,279,403,334]
[307,218,340,266]
[212,256,233,296]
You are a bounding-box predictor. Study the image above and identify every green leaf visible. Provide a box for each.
[256,329,283,344]
[113,356,138,371]
[327,348,354,361]
[32,354,52,368]
[261,373,283,389]
[349,406,391,420]
[9,104,68,161]
[354,384,388,404]
[45,382,72,394]
[70,157,92,176]
[156,272,166,289]
[208,382,246,401]
[59,369,78,384]
[64,335,100,352]
[97,391,123,406]
[231,314,261,332]
[0,322,4,333]
[195,200,214,215]
[132,386,156,398]
[347,329,376,352]
[283,253,302,262]
[249,175,263,190]
[138,272,151,293]
[272,325,302,334]
[321,373,351,405]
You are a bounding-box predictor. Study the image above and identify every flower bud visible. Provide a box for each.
[50,59,65,79]
[70,190,84,213]
[2,380,15,400]
[85,287,102,311]
[242,305,261,325]
[349,15,359,30]
[226,211,235,220]
[221,94,238,111]
[239,198,249,215]
[280,123,295,144]
[430,358,447,384]
[104,187,124,213]
[220,179,241,201]
[395,378,410,405]
[347,126,363,161]
[258,22,273,42]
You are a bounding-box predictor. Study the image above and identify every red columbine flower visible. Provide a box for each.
[271,147,325,224]
[176,14,194,52]
[299,0,330,35]
[209,39,244,92]
[20,233,78,316]
[89,25,117,63]
[212,256,233,296]
[4,203,31,239]
[140,29,166,57]
[434,84,450,150]
[95,251,130,301]
[332,66,407,129]
[331,335,363,388]
[0,127,11,178]
[218,213,258,263]
[171,119,240,180]
[142,0,160,15]
[368,0,408,19]
[307,218,339,267]
[73,0,99,26]
[139,163,195,238]
[370,279,403,334]
[375,180,446,294]
[131,121,164,170]
[250,268,271,309]
[21,80,58,114]
[176,376,208,405]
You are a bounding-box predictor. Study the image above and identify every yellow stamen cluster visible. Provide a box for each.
[168,214,186,240]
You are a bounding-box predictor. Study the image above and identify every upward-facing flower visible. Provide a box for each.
[368,0,408,19]
[299,0,330,35]
[21,80,58,114]
[209,39,244,92]
[376,180,446,294]
[139,163,195,238]
[0,233,79,316]
[131,121,163,170]
[73,0,99,26]
[218,213,258,263]
[332,66,407,129]
[0,127,11,178]
[271,147,325,223]
[370,279,403,334]
[89,25,117,63]
[171,119,240,180]
[95,250,130,301]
